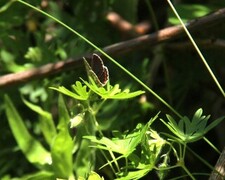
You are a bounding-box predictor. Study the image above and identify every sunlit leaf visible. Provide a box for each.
[161,108,224,143]
[81,79,145,100]
[168,4,214,24]
[22,97,56,145]
[4,95,51,167]
[51,95,74,178]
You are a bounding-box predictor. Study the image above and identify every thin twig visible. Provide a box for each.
[165,39,225,50]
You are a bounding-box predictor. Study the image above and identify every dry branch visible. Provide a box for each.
[0,8,225,88]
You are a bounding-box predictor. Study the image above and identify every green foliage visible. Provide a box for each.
[1,0,225,179]
[24,47,42,62]
[22,97,56,145]
[161,109,224,143]
[50,80,145,178]
[84,114,166,180]
[5,77,224,179]
[4,78,145,179]
[4,94,75,179]
[4,95,51,167]
[168,4,214,24]
[50,81,90,101]
[51,79,145,101]
[0,49,31,72]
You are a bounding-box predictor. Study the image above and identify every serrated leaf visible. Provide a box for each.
[82,79,145,100]
[72,81,89,97]
[85,114,159,157]
[163,109,224,143]
[50,86,88,100]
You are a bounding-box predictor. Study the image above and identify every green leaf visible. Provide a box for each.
[73,120,96,178]
[57,94,70,130]
[71,81,90,98]
[183,116,192,135]
[1,49,30,72]
[22,97,56,145]
[24,47,42,62]
[82,79,145,100]
[50,81,89,100]
[85,113,159,157]
[85,126,144,158]
[51,95,74,178]
[87,171,104,180]
[51,131,74,178]
[162,109,224,143]
[4,95,51,167]
[19,171,54,180]
[168,4,214,24]
[205,116,224,133]
[0,0,15,13]
[116,169,150,180]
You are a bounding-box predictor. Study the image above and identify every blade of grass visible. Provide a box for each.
[167,0,225,99]
[4,95,51,166]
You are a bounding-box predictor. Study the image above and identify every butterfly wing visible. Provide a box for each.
[91,54,104,78]
[84,53,109,86]
[98,66,109,86]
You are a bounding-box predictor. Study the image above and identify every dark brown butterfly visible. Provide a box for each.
[84,54,109,86]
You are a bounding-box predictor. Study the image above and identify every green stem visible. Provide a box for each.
[182,164,196,180]
[167,0,225,99]
[203,137,220,154]
[187,146,215,172]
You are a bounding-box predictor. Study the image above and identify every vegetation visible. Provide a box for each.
[1,0,225,179]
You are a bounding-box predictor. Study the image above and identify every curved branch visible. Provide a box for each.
[0,8,225,88]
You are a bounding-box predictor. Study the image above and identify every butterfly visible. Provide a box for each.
[84,53,109,87]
